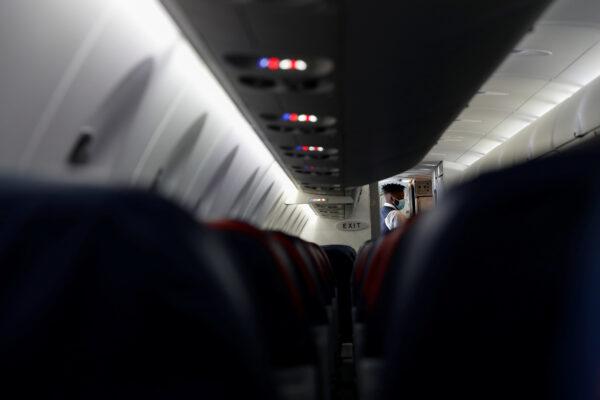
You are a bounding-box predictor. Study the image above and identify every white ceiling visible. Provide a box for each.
[420,0,600,169]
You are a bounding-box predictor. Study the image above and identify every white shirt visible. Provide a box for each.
[383,202,408,231]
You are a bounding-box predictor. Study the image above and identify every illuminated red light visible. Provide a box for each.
[289,113,299,122]
[267,57,280,70]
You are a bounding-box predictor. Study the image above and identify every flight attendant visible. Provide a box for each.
[380,183,407,234]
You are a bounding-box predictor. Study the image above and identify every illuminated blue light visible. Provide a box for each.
[282,113,291,121]
[258,58,269,69]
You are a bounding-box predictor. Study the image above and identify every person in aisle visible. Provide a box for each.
[380,183,408,234]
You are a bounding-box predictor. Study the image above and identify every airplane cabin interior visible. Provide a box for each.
[0,0,599,399]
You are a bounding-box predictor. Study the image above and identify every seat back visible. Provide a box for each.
[382,137,600,400]
[209,221,317,368]
[0,180,272,399]
[323,245,355,341]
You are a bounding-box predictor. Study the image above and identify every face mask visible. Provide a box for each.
[393,198,405,210]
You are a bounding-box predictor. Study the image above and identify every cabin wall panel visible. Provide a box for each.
[0,0,314,234]
[258,192,285,225]
[250,184,284,227]
[576,78,600,135]
[0,0,112,171]
[203,149,264,219]
[267,203,290,230]
[510,126,534,165]
[552,91,584,148]
[131,86,206,188]
[273,206,295,231]
[529,111,557,158]
[109,48,193,183]
[26,5,177,181]
[466,72,600,181]
[263,194,287,229]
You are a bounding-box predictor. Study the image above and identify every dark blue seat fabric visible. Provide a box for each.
[323,245,356,264]
[0,179,273,400]
[381,137,600,400]
[323,245,356,341]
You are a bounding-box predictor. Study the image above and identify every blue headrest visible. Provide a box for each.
[382,137,600,400]
[0,179,272,399]
[323,245,357,263]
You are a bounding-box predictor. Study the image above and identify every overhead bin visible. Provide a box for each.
[340,0,552,185]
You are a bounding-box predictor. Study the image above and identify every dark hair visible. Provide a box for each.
[382,183,405,194]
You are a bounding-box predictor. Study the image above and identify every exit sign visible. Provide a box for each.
[336,220,369,232]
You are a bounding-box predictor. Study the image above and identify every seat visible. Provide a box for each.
[209,221,317,367]
[381,136,600,400]
[323,245,355,342]
[352,239,380,310]
[209,221,320,400]
[268,231,330,325]
[0,179,274,400]
[350,223,415,400]
[267,232,337,400]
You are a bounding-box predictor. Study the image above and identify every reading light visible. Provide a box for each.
[281,113,318,123]
[279,59,293,70]
[258,57,269,69]
[258,57,308,71]
[295,60,308,71]
[295,145,325,153]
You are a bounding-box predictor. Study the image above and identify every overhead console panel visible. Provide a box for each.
[341,0,552,185]
[161,0,551,213]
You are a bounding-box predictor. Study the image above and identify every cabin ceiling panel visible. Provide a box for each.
[453,109,514,134]
[470,77,548,111]
[424,146,465,163]
[456,152,484,167]
[436,132,484,152]
[424,0,600,172]
[541,0,600,27]
[496,25,600,80]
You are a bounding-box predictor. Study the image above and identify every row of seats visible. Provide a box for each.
[0,177,342,400]
[3,135,599,399]
[352,136,600,400]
